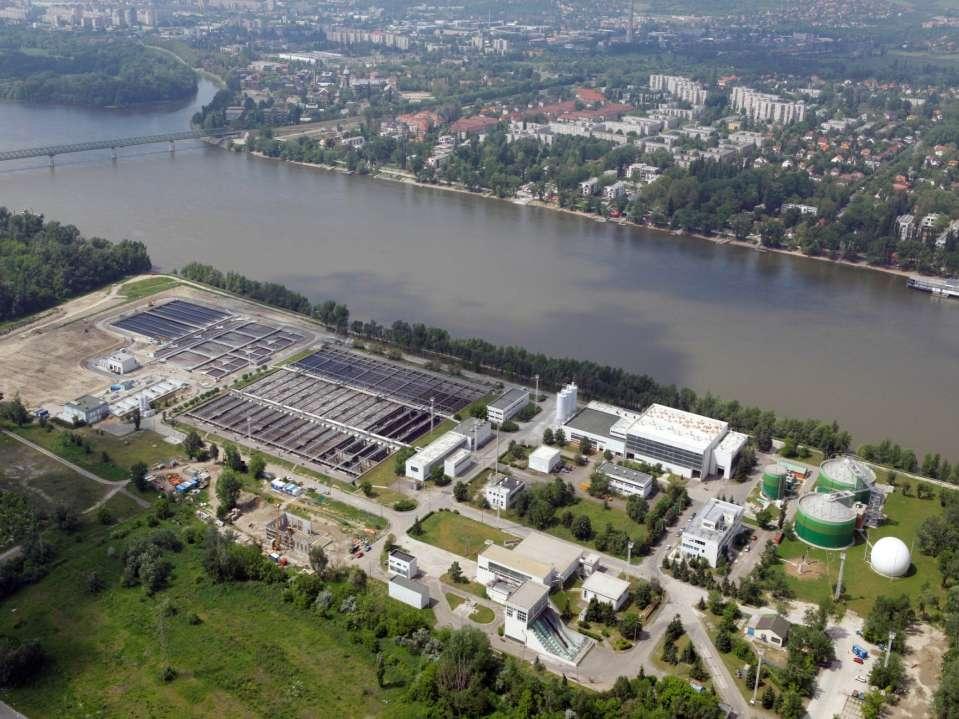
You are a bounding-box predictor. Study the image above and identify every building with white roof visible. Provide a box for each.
[503,581,592,666]
[104,349,139,375]
[597,461,656,497]
[528,445,562,474]
[443,448,473,478]
[388,575,430,609]
[680,498,744,567]
[108,379,187,418]
[514,532,582,584]
[487,387,530,424]
[485,474,526,510]
[451,417,493,449]
[582,571,631,610]
[405,431,467,482]
[476,531,582,599]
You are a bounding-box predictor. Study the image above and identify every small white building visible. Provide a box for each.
[59,395,109,425]
[504,581,550,643]
[580,177,599,196]
[528,446,562,474]
[745,614,791,646]
[680,498,744,567]
[487,387,529,425]
[105,349,139,375]
[597,461,655,497]
[388,575,430,609]
[451,417,493,450]
[485,475,526,510]
[443,448,473,478]
[582,571,631,610]
[388,549,418,579]
[405,432,467,482]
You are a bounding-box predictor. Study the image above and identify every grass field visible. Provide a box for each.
[446,593,465,611]
[120,277,179,301]
[469,605,494,624]
[506,496,647,556]
[357,456,410,507]
[441,572,489,600]
[778,491,942,615]
[0,433,109,514]
[11,425,183,483]
[301,493,388,531]
[0,511,432,718]
[414,510,513,560]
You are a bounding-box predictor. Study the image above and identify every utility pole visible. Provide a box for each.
[534,374,540,403]
[429,397,435,431]
[627,539,634,566]
[750,648,764,705]
[494,424,500,476]
[885,631,896,667]
[835,550,847,601]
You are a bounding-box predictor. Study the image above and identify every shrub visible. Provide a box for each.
[393,499,417,512]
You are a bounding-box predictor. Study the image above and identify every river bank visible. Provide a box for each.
[248,147,924,285]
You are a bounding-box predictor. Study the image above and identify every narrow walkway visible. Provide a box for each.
[2,430,150,509]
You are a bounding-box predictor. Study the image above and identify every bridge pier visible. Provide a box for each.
[48,154,54,168]
[111,147,117,161]
[168,140,175,154]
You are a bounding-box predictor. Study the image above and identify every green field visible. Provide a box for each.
[414,510,514,560]
[446,592,465,610]
[119,276,179,301]
[506,496,647,555]
[0,433,109,514]
[0,512,433,718]
[778,491,942,614]
[11,425,183,484]
[469,605,495,624]
[300,493,388,532]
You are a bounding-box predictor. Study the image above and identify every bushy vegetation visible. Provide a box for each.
[0,29,196,106]
[0,209,151,322]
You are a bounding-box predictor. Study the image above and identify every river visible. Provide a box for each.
[1,79,957,457]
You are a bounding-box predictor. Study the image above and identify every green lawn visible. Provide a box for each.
[11,425,183,483]
[357,456,411,507]
[446,593,465,611]
[506,496,647,555]
[441,572,489,600]
[119,276,179,301]
[300,493,388,532]
[0,433,110,514]
[650,632,713,690]
[0,512,432,718]
[777,491,942,615]
[414,510,513,560]
[469,605,495,624]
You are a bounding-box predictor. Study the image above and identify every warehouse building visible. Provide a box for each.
[388,575,430,609]
[405,431,467,482]
[451,417,493,450]
[443,448,473,479]
[528,445,562,474]
[487,387,529,424]
[485,475,526,510]
[59,395,110,425]
[581,572,631,610]
[597,461,656,497]
[562,401,748,479]
[679,498,744,567]
[477,531,582,600]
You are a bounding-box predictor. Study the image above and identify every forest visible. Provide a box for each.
[0,209,152,322]
[0,29,196,106]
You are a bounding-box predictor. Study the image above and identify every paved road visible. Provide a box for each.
[2,429,150,511]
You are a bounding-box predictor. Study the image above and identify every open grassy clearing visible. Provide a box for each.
[446,592,465,610]
[0,511,433,719]
[778,491,942,615]
[441,572,489,599]
[649,631,714,691]
[415,510,513,560]
[469,605,495,624]
[0,433,109,514]
[10,425,182,484]
[300,492,388,531]
[119,277,180,301]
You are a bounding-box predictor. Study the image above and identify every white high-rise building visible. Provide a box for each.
[731,87,807,125]
[649,75,708,106]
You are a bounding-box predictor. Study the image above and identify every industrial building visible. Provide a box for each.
[816,456,876,503]
[487,387,530,425]
[477,532,582,598]
[485,475,526,510]
[406,432,467,482]
[503,581,592,666]
[597,461,655,498]
[581,572,631,610]
[451,417,493,450]
[388,549,418,579]
[59,395,109,425]
[443,448,473,479]
[389,575,430,609]
[761,464,789,500]
[104,349,139,375]
[528,446,562,474]
[679,498,744,567]
[554,383,578,425]
[562,401,748,479]
[794,493,859,550]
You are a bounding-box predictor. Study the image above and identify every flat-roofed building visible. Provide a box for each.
[597,461,656,497]
[405,431,467,482]
[504,581,550,643]
[680,498,743,567]
[624,404,734,479]
[582,571,631,610]
[485,474,526,510]
[487,387,530,425]
[388,549,418,579]
[59,395,109,425]
[477,544,554,593]
[443,448,473,479]
[451,417,493,449]
[514,532,582,584]
[105,349,139,374]
[562,401,637,455]
[528,445,562,474]
[388,575,430,609]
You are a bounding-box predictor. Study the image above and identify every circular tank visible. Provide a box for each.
[762,464,788,500]
[795,493,857,550]
[816,456,875,503]
[870,536,911,578]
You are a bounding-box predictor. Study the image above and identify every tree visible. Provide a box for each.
[216,470,242,516]
[572,515,593,540]
[208,442,218,462]
[665,615,685,643]
[0,395,31,427]
[309,545,328,577]
[579,435,592,455]
[527,499,555,530]
[449,561,464,583]
[182,430,203,459]
[869,652,905,692]
[553,429,566,446]
[248,453,266,480]
[453,481,469,502]
[778,688,805,719]
[715,631,732,653]
[626,494,649,523]
[755,506,773,529]
[587,472,609,498]
[223,443,244,472]
[761,686,775,709]
[543,428,554,445]
[619,612,642,641]
[661,640,678,665]
[861,689,886,719]
[130,461,149,492]
[131,407,141,431]
[360,480,374,497]
[0,638,46,688]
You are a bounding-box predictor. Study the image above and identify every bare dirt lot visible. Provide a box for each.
[888,623,947,719]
